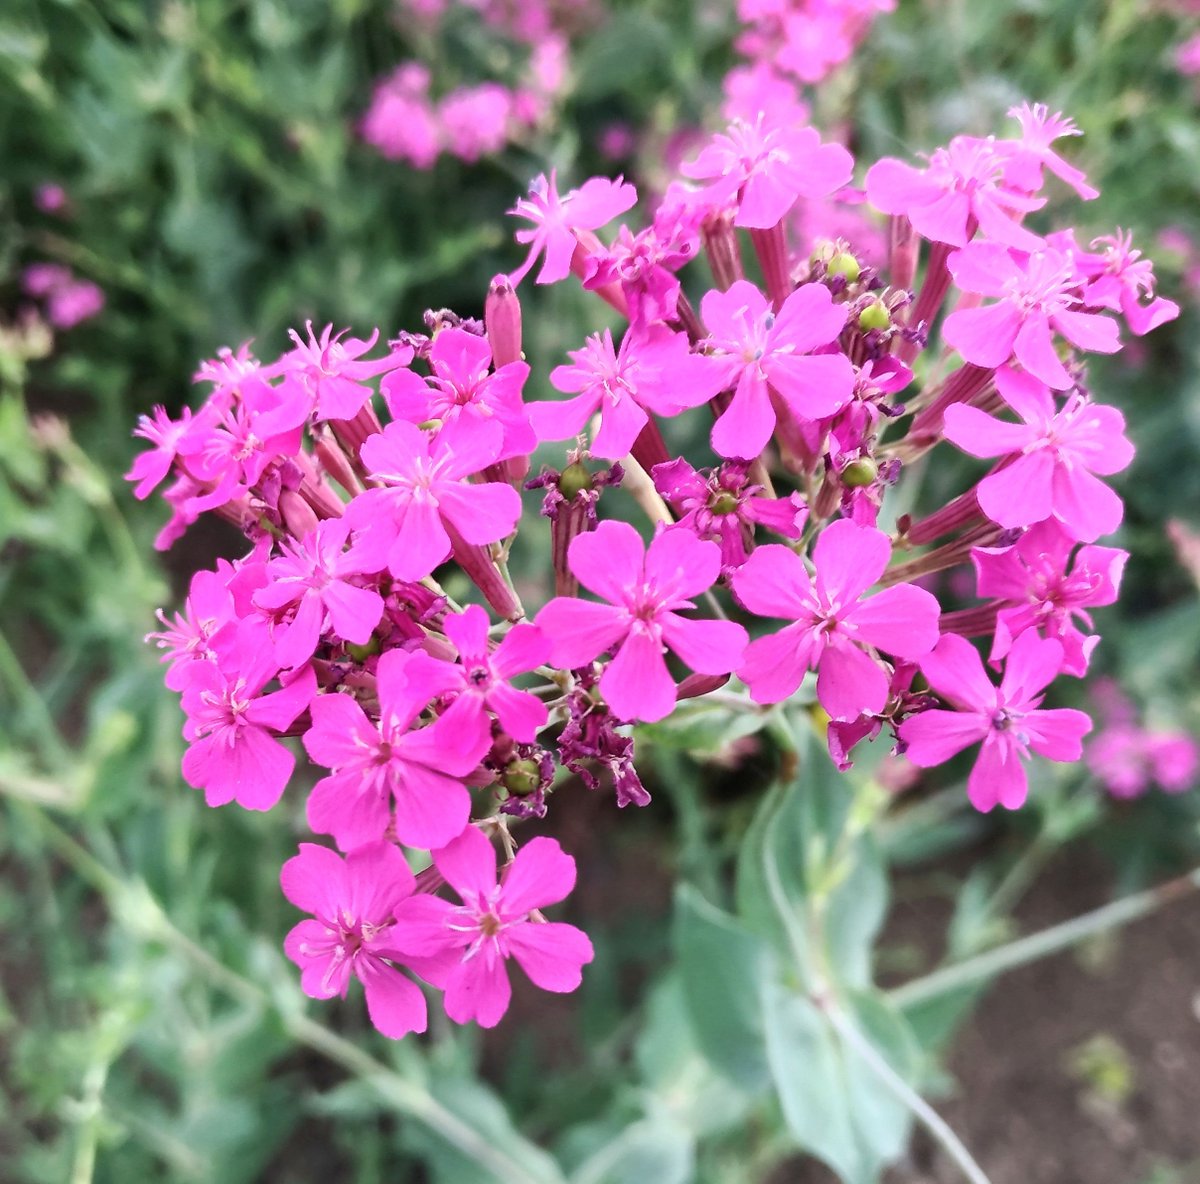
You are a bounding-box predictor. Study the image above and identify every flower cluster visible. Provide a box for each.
[131,99,1175,1038]
[360,2,573,168]
[22,262,104,330]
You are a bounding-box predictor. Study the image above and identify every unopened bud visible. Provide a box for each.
[841,458,879,487]
[858,300,891,331]
[279,489,320,536]
[501,758,543,797]
[485,273,523,368]
[827,251,861,283]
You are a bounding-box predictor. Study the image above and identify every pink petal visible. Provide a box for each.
[919,634,994,711]
[528,391,600,443]
[738,626,818,704]
[389,498,453,580]
[344,841,416,920]
[977,452,1056,530]
[659,613,748,675]
[600,626,677,722]
[766,352,856,420]
[568,520,646,603]
[280,842,346,917]
[323,581,384,647]
[943,302,1021,368]
[304,692,377,769]
[210,726,294,811]
[1025,707,1092,761]
[433,824,498,902]
[816,641,890,721]
[1051,309,1120,354]
[443,604,491,660]
[847,583,942,659]
[730,543,812,618]
[507,921,593,992]
[274,591,325,669]
[436,481,521,546]
[773,283,850,353]
[500,836,577,915]
[535,598,626,668]
[488,681,548,743]
[711,367,775,459]
[307,771,390,850]
[998,629,1063,707]
[813,518,891,604]
[444,946,511,1028]
[644,526,722,598]
[968,735,1028,812]
[591,390,649,460]
[361,959,428,1039]
[900,709,988,767]
[492,623,552,678]
[285,919,348,998]
[388,893,461,959]
[391,763,474,850]
[1014,316,1072,390]
[1050,464,1123,542]
[944,405,1035,459]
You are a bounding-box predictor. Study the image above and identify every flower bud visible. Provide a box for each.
[841,458,879,487]
[501,758,543,797]
[827,251,861,283]
[485,273,523,368]
[858,300,891,331]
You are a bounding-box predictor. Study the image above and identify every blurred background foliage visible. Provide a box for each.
[1,0,1199,1181]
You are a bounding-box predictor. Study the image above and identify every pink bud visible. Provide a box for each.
[485,273,523,368]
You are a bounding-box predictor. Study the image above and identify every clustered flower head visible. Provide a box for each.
[131,95,1176,1039]
[360,1,575,168]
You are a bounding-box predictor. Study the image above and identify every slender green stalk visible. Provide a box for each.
[819,1000,992,1184]
[890,866,1200,1010]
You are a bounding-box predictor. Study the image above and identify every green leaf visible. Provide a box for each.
[673,885,771,1091]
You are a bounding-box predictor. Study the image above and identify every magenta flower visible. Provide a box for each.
[530,326,719,460]
[732,520,941,719]
[347,420,522,581]
[382,327,536,461]
[535,522,749,723]
[944,365,1134,542]
[440,605,552,743]
[281,842,433,1040]
[899,631,1092,812]
[281,322,409,422]
[126,405,207,500]
[681,117,853,228]
[390,826,593,1029]
[652,457,807,570]
[972,519,1127,675]
[698,279,855,459]
[866,136,1046,251]
[942,243,1120,389]
[1071,229,1180,337]
[303,650,491,851]
[508,171,637,285]
[1087,725,1199,799]
[1004,104,1098,200]
[147,562,239,691]
[180,633,315,810]
[253,518,385,669]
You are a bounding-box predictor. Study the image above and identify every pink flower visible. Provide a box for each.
[731,519,941,719]
[530,326,718,459]
[652,457,807,570]
[972,520,1127,675]
[360,64,440,168]
[698,279,856,459]
[147,562,239,690]
[866,137,1046,251]
[944,366,1133,542]
[1087,725,1199,799]
[440,605,552,743]
[1072,229,1180,337]
[281,323,408,422]
[303,650,491,850]
[438,84,513,162]
[390,826,593,1029]
[942,243,1120,389]
[253,518,385,669]
[179,633,315,810]
[281,842,432,1039]
[682,117,853,228]
[1004,104,1098,199]
[535,522,749,723]
[347,420,522,580]
[126,405,206,500]
[382,327,535,461]
[899,631,1092,812]
[47,279,104,328]
[508,171,637,285]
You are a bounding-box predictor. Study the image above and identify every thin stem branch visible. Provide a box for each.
[889,865,1200,1011]
[819,1000,993,1184]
